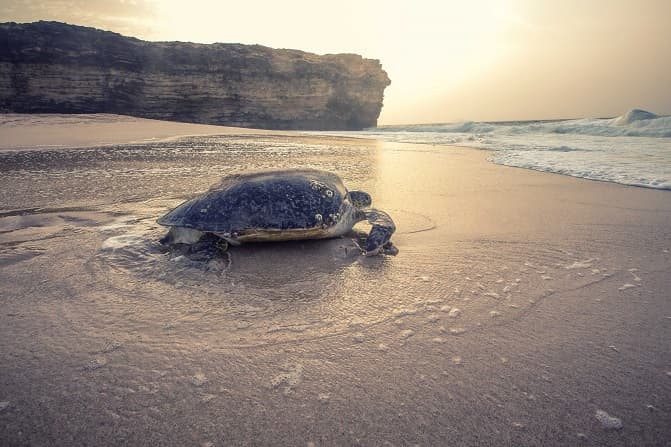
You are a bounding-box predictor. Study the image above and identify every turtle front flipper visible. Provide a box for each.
[362,209,397,256]
[178,233,228,261]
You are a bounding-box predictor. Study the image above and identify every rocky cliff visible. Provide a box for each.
[0,21,390,130]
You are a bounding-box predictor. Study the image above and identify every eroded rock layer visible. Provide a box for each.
[0,21,390,130]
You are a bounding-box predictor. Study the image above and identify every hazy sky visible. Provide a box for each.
[3,0,671,124]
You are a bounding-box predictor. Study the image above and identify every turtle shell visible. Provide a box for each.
[157,169,349,233]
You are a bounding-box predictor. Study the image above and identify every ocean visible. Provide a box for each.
[318,109,671,190]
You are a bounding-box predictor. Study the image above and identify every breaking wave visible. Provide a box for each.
[316,109,671,190]
[375,109,671,139]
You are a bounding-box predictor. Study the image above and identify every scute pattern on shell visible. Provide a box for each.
[158,169,350,233]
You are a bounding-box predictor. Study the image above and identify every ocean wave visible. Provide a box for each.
[374,121,495,134]
[612,108,659,125]
[316,109,671,190]
[375,109,671,139]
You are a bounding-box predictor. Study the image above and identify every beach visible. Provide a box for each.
[0,114,276,150]
[0,114,670,446]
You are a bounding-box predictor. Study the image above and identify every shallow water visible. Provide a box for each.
[315,110,671,190]
[1,135,669,446]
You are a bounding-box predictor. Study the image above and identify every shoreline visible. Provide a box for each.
[3,113,668,194]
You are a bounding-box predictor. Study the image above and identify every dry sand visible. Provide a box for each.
[0,113,275,150]
[0,115,669,446]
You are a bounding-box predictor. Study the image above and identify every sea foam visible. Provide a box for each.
[371,109,671,138]
[316,109,671,190]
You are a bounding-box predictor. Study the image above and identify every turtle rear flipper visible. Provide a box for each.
[362,209,396,256]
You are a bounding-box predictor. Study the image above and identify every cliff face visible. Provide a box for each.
[0,21,390,130]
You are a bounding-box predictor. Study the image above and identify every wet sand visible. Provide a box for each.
[0,117,670,446]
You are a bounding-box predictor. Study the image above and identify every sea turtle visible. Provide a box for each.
[157,168,397,256]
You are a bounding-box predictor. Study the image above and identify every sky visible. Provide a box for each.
[2,0,671,124]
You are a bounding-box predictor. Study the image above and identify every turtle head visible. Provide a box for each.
[348,191,372,209]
